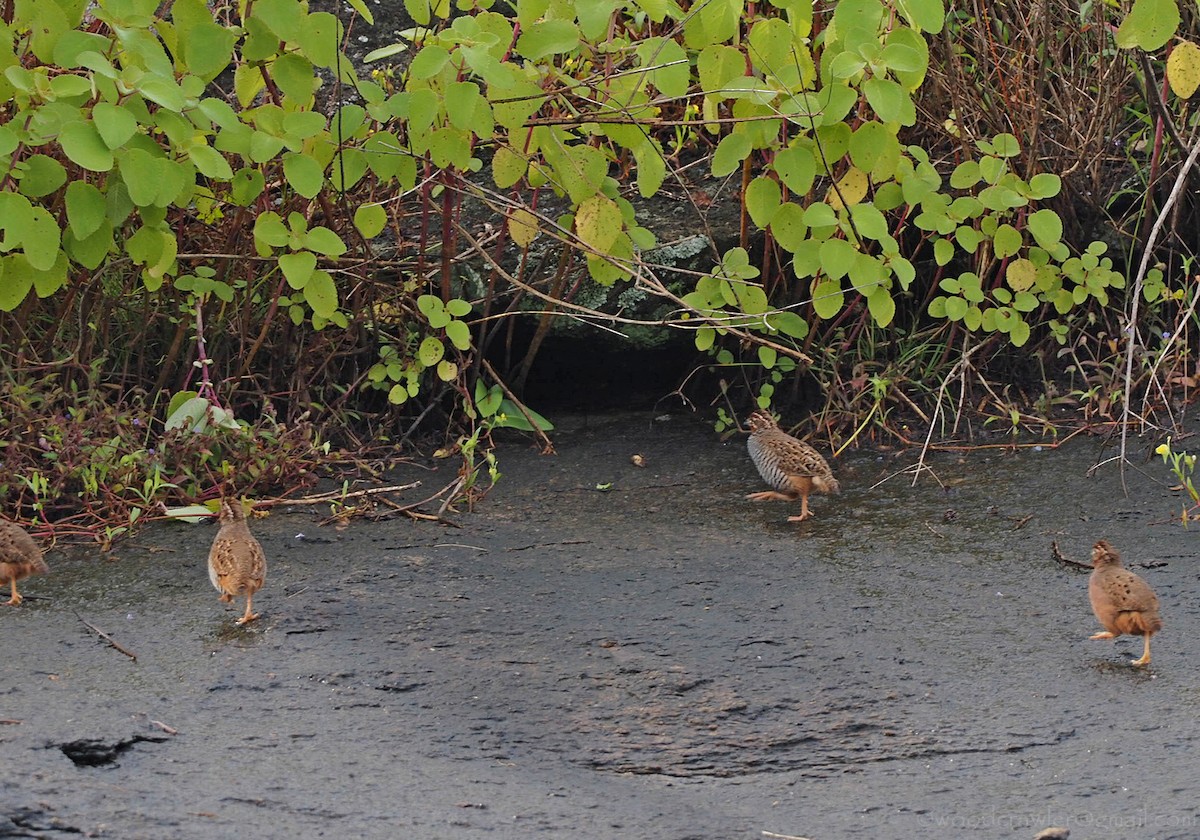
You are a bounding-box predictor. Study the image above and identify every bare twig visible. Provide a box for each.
[1119,131,1200,484]
[1051,540,1091,571]
[74,611,138,662]
[285,483,422,506]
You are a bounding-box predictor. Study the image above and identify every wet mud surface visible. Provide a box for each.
[4,412,1200,839]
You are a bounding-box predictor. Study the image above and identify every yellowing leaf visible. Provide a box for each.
[575,195,622,253]
[825,167,868,210]
[1168,39,1200,99]
[509,208,539,247]
[1006,258,1037,292]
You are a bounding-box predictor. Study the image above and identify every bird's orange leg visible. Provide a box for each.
[1089,631,1115,640]
[786,494,813,522]
[1131,634,1151,667]
[746,491,795,502]
[236,594,260,625]
[5,580,21,606]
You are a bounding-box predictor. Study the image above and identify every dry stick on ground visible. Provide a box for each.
[370,478,468,526]
[1114,130,1200,484]
[1051,540,1092,572]
[74,611,138,662]
[284,483,422,506]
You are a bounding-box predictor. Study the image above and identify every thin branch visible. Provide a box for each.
[74,611,138,662]
[1119,129,1200,484]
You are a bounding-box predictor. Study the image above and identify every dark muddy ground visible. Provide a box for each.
[4,412,1200,839]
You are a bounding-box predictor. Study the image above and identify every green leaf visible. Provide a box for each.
[283,152,325,198]
[329,149,369,191]
[992,133,1020,157]
[863,77,908,124]
[1010,316,1031,347]
[59,122,114,172]
[354,204,388,238]
[17,155,67,198]
[866,287,896,326]
[404,0,431,25]
[1028,172,1061,199]
[697,44,745,92]
[747,17,794,75]
[849,203,889,241]
[418,294,451,328]
[303,269,338,317]
[279,251,317,289]
[182,19,238,79]
[189,144,233,179]
[283,111,328,141]
[1115,0,1179,51]
[0,257,33,311]
[770,202,808,252]
[254,212,290,249]
[297,12,343,69]
[516,20,580,60]
[950,160,981,189]
[65,181,107,239]
[445,319,472,350]
[117,149,160,207]
[848,121,890,174]
[64,221,113,269]
[894,0,945,32]
[745,176,781,228]
[811,278,844,319]
[804,202,837,228]
[444,81,482,131]
[819,238,857,281]
[773,145,816,194]
[230,168,265,206]
[409,45,450,79]
[634,141,667,199]
[419,335,445,366]
[994,224,1022,259]
[304,226,347,257]
[767,311,808,339]
[639,38,689,99]
[1027,209,1063,249]
[578,0,622,40]
[23,208,62,271]
[91,102,139,150]
[712,132,752,177]
[446,298,472,317]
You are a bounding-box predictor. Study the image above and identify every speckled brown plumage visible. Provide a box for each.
[0,517,48,606]
[1088,540,1162,667]
[208,499,267,625]
[745,409,840,522]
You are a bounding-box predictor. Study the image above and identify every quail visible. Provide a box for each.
[1088,540,1161,667]
[208,499,267,625]
[745,409,840,522]
[0,517,48,606]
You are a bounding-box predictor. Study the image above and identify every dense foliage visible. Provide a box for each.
[1,0,1198,532]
